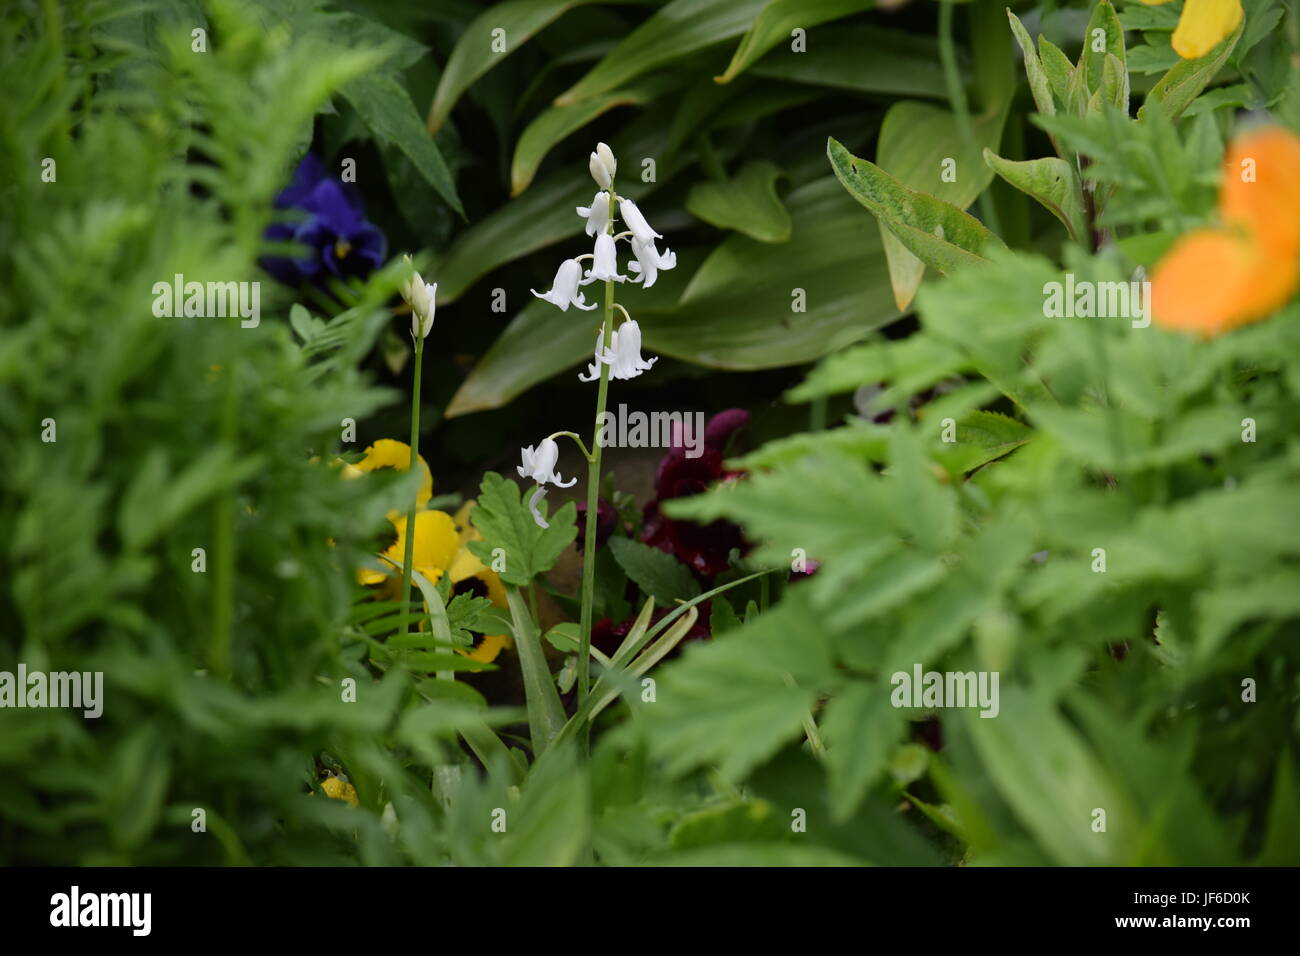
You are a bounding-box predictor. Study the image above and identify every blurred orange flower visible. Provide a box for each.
[1150,126,1300,337]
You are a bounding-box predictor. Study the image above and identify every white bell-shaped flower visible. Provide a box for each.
[532,259,598,312]
[618,198,661,246]
[627,237,676,289]
[576,191,612,237]
[605,319,656,381]
[582,233,627,285]
[517,437,576,488]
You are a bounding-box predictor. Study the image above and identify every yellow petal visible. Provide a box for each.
[1171,0,1242,59]
[382,510,459,576]
[459,632,513,663]
[355,439,433,508]
[321,777,359,808]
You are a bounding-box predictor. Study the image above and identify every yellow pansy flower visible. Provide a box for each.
[1140,0,1242,60]
[359,496,513,663]
[352,439,433,510]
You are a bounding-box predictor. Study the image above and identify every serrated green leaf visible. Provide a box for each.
[466,472,577,585]
[608,535,701,605]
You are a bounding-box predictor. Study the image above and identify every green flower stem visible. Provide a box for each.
[579,291,612,710]
[398,334,424,639]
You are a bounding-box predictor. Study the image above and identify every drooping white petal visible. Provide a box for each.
[604,319,656,381]
[618,199,660,245]
[518,437,576,488]
[576,191,611,237]
[627,238,676,289]
[578,329,608,382]
[528,485,549,529]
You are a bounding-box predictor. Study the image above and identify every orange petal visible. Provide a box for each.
[1151,228,1299,336]
[1220,126,1300,255]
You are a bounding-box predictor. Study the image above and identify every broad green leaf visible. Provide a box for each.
[982,150,1088,241]
[685,159,791,242]
[1139,20,1243,122]
[965,688,1133,865]
[506,586,568,755]
[821,681,904,821]
[500,744,589,864]
[608,536,701,605]
[340,73,463,216]
[827,137,1005,276]
[555,0,769,105]
[511,74,681,195]
[466,471,577,585]
[667,799,785,848]
[426,0,639,135]
[714,0,875,84]
[1037,36,1075,109]
[1079,0,1126,94]
[750,23,949,98]
[874,101,1006,309]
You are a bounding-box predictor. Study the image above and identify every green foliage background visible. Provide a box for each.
[1,0,1297,865]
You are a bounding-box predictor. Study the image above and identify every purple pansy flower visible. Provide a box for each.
[261,154,387,287]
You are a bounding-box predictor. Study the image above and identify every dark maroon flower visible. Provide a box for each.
[642,409,750,581]
[261,154,387,288]
[576,498,617,551]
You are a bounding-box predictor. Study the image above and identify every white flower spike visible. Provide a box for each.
[589,142,616,189]
[627,237,677,289]
[582,234,627,285]
[576,191,612,237]
[605,319,656,381]
[532,259,598,312]
[618,198,660,246]
[517,437,576,488]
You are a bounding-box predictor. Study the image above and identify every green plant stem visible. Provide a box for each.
[939,0,1003,237]
[210,362,238,679]
[398,334,424,639]
[578,185,617,725]
[579,290,612,709]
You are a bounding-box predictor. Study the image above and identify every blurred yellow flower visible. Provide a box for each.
[359,497,512,663]
[1139,0,1242,60]
[320,776,359,808]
